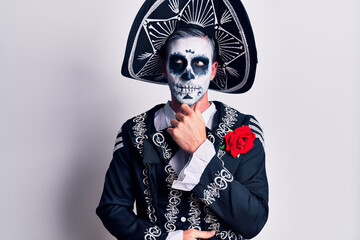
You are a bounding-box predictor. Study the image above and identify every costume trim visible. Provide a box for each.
[144,225,162,240]
[204,206,243,240]
[249,117,262,131]
[168,0,180,13]
[152,132,172,160]
[249,117,265,147]
[202,167,233,205]
[113,129,124,153]
[164,164,182,232]
[180,0,215,28]
[215,106,238,139]
[113,143,124,153]
[143,165,157,223]
[128,0,166,80]
[187,193,202,230]
[201,105,237,205]
[207,132,215,144]
[132,112,148,156]
[115,137,123,144]
[204,205,219,228]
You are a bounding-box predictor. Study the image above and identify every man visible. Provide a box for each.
[96,1,268,239]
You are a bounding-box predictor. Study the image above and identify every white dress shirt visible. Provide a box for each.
[154,101,217,240]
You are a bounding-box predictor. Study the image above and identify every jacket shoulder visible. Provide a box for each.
[113,104,165,153]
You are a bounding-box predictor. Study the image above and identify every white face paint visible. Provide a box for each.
[166,36,215,106]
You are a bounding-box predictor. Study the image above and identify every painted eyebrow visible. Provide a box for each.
[169,52,186,58]
[192,55,210,62]
[192,55,209,59]
[191,53,210,58]
[170,53,210,60]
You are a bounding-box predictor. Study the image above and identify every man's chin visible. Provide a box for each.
[175,95,199,106]
[178,99,198,106]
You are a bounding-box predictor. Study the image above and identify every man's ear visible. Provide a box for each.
[162,60,167,78]
[210,61,218,81]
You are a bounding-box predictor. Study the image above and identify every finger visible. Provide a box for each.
[170,118,179,128]
[180,104,193,115]
[167,127,178,140]
[167,127,174,137]
[194,230,216,239]
[175,112,186,122]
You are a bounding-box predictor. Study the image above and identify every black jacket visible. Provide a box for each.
[96,101,268,239]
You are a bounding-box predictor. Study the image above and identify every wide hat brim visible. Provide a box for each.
[121,0,257,94]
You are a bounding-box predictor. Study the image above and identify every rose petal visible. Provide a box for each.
[224,125,256,158]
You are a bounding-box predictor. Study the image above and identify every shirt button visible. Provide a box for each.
[180,217,186,222]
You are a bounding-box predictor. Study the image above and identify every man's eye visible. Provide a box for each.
[175,58,183,64]
[194,61,205,67]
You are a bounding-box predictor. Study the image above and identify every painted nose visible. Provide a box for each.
[181,69,195,81]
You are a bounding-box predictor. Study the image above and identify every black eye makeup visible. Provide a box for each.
[169,54,187,75]
[191,57,209,75]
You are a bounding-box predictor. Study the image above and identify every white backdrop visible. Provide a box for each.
[1,0,359,239]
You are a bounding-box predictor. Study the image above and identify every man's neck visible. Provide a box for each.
[170,92,211,113]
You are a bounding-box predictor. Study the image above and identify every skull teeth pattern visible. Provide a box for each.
[174,84,202,93]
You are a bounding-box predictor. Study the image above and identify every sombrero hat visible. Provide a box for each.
[121,0,257,94]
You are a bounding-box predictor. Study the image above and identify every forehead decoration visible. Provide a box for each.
[121,0,258,94]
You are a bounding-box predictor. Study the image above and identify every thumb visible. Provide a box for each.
[194,230,216,239]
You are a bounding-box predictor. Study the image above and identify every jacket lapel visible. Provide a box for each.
[147,129,179,164]
[142,138,162,164]
[211,102,246,175]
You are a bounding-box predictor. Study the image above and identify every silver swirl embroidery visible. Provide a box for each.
[215,169,233,188]
[218,230,242,240]
[204,205,220,230]
[207,132,215,144]
[202,168,233,205]
[215,106,238,141]
[144,225,162,240]
[204,206,243,240]
[202,105,237,205]
[133,113,148,155]
[187,193,202,230]
[217,149,226,159]
[164,164,182,232]
[152,132,172,159]
[142,165,157,223]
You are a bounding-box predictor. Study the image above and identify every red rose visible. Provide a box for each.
[224,126,256,158]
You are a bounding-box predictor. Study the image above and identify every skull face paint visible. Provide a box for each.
[165,36,215,106]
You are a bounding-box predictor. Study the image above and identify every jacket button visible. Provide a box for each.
[180,217,186,222]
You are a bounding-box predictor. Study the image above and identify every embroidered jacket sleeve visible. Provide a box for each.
[184,115,268,239]
[96,123,167,240]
